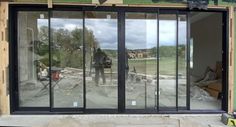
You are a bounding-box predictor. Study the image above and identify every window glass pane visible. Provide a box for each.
[125,13,157,109]
[159,14,177,108]
[190,12,222,110]
[85,11,118,109]
[18,11,49,107]
[51,11,84,108]
[178,15,187,107]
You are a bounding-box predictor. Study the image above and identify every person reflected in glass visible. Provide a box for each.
[94,48,107,86]
[125,48,129,80]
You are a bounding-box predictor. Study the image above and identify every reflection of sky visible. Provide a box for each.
[38,18,187,50]
[85,19,118,50]
[52,19,83,29]
[126,19,157,49]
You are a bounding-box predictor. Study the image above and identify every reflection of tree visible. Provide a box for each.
[149,45,185,58]
[36,26,98,68]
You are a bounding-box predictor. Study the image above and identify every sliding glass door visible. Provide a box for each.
[15,8,189,113]
[84,11,118,109]
[50,11,84,108]
[125,12,158,109]
[125,12,188,110]
[49,11,118,110]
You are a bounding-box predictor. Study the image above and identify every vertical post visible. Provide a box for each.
[48,0,53,9]
[228,6,235,113]
[48,9,53,111]
[176,12,179,111]
[83,11,86,110]
[186,12,191,110]
[145,82,147,109]
[118,11,125,113]
[156,10,160,111]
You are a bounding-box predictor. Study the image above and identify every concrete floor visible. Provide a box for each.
[0,114,227,127]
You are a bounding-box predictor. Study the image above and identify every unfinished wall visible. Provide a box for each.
[0,2,10,115]
[190,13,222,79]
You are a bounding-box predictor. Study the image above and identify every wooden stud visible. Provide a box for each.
[48,0,53,8]
[0,2,10,115]
[228,6,234,113]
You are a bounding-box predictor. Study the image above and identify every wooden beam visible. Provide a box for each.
[48,0,52,8]
[228,6,234,113]
[0,2,10,115]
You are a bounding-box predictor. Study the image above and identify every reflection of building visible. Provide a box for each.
[128,50,149,59]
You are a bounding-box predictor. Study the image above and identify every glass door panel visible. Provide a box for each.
[125,13,158,109]
[18,11,49,107]
[178,15,187,108]
[51,11,84,108]
[159,14,177,108]
[85,11,118,109]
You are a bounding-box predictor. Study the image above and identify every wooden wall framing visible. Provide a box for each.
[228,6,234,113]
[228,6,235,113]
[0,2,10,115]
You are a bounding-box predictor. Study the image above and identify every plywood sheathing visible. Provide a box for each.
[228,6,235,113]
[0,2,10,115]
[92,0,122,4]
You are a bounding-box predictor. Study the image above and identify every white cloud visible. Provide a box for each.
[38,18,187,50]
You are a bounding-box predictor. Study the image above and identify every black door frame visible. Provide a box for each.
[9,4,228,114]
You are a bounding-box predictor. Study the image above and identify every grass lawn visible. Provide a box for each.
[128,57,186,76]
[89,57,186,76]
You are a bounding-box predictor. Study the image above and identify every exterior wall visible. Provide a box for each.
[0,2,10,115]
[1,0,235,114]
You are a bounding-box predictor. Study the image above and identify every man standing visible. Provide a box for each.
[93,48,107,85]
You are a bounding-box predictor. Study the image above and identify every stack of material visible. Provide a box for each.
[202,80,222,99]
[196,62,222,99]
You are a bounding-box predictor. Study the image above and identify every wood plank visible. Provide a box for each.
[0,2,10,115]
[48,0,52,8]
[228,6,234,113]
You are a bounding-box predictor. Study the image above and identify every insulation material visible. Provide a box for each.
[190,86,215,101]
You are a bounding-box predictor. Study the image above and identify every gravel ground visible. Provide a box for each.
[0,114,227,127]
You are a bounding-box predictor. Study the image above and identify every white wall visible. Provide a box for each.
[190,13,222,78]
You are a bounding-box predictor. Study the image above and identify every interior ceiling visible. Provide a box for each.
[190,12,213,24]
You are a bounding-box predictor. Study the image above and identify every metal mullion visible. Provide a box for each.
[176,12,179,111]
[156,10,160,112]
[83,11,86,110]
[186,12,191,110]
[10,7,19,112]
[118,11,125,113]
[48,9,53,111]
[222,11,228,112]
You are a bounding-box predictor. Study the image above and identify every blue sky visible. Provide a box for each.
[38,18,186,50]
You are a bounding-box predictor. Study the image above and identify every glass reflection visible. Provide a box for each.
[18,11,49,107]
[125,13,157,109]
[178,15,187,108]
[51,11,84,108]
[85,11,118,109]
[159,14,177,108]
